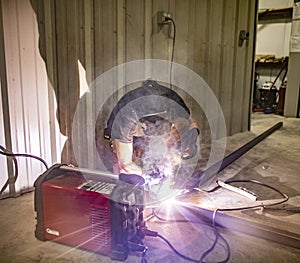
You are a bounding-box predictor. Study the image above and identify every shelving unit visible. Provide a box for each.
[258,7,293,22]
[255,55,287,66]
[253,54,288,114]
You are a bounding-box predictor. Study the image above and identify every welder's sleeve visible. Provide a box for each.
[113,140,143,175]
[110,107,139,143]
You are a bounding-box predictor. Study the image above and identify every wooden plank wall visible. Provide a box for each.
[0,0,257,193]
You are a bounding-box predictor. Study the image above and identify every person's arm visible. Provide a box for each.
[114,139,143,175]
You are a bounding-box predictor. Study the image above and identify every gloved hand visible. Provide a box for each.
[120,161,143,176]
[181,127,199,160]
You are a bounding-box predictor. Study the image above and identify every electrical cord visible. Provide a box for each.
[143,226,229,263]
[198,180,289,263]
[151,206,231,263]
[199,209,231,263]
[157,233,199,263]
[0,146,18,195]
[0,145,49,170]
[0,145,49,195]
[165,17,176,90]
[206,179,289,210]
[151,205,231,263]
[144,179,289,263]
[168,18,176,65]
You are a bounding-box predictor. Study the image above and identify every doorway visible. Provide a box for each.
[252,0,293,116]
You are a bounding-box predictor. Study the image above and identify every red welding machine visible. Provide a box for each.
[34,164,146,261]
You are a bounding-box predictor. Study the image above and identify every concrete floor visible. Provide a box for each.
[0,113,300,262]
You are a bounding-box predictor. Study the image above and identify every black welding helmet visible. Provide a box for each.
[139,115,172,137]
[104,80,191,140]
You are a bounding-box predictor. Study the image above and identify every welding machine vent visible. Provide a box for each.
[90,205,111,250]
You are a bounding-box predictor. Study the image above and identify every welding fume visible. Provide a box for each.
[102,79,200,203]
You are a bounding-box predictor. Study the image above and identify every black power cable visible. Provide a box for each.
[144,179,289,263]
[0,146,18,195]
[0,145,49,195]
[157,234,199,263]
[168,18,176,64]
[207,179,289,210]
[0,145,48,170]
[198,180,289,263]
[199,209,231,263]
[165,16,176,90]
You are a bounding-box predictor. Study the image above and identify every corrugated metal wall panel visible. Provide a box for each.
[1,0,64,197]
[3,0,33,195]
[0,81,9,196]
[219,0,238,135]
[242,0,257,132]
[0,0,10,197]
[0,0,257,193]
[230,0,254,135]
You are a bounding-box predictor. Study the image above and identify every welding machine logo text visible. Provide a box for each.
[46,227,60,237]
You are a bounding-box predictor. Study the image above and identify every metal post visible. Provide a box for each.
[186,122,283,189]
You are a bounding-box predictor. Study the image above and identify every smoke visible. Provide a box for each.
[133,117,182,190]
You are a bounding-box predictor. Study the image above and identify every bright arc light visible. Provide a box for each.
[161,196,179,219]
[163,196,177,207]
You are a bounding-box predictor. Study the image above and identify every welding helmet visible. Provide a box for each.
[139,115,172,137]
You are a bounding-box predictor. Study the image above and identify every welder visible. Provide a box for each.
[103,80,199,182]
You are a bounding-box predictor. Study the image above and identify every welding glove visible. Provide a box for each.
[172,117,199,160]
[110,173,145,206]
[181,127,199,160]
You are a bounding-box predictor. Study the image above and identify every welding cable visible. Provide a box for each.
[216,179,289,211]
[197,179,289,262]
[203,179,289,209]
[150,207,230,263]
[142,227,199,263]
[150,211,231,263]
[0,145,48,170]
[157,234,199,263]
[150,210,230,263]
[150,205,231,262]
[147,179,289,263]
[0,146,18,195]
[143,226,229,263]
[199,209,231,263]
[151,178,290,222]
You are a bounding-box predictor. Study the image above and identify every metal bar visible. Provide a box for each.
[219,121,283,172]
[187,122,283,189]
[179,204,300,249]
